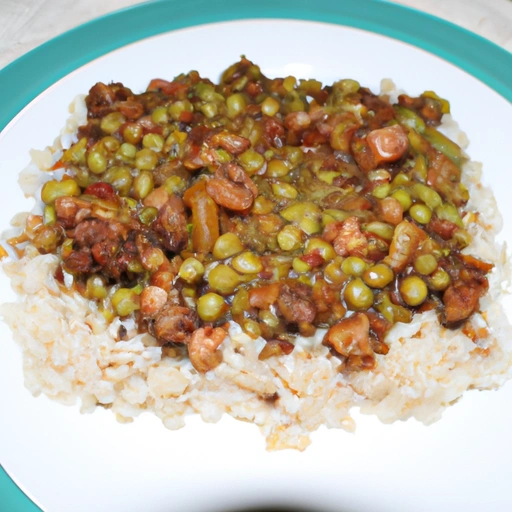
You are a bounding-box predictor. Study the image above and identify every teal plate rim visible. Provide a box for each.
[0,0,511,510]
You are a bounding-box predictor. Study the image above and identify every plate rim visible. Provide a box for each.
[1,0,511,510]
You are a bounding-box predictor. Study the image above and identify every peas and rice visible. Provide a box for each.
[1,58,511,450]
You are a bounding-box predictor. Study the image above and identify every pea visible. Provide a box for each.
[341,256,367,277]
[112,288,140,316]
[242,319,262,339]
[103,166,133,196]
[372,183,391,199]
[232,252,263,274]
[43,205,56,225]
[197,293,228,322]
[86,275,108,300]
[122,123,143,145]
[261,97,280,116]
[200,102,218,119]
[364,222,395,241]
[117,142,137,160]
[271,182,298,199]
[266,159,290,178]
[414,254,438,275]
[292,257,311,273]
[427,269,451,291]
[133,171,154,200]
[344,278,374,310]
[87,150,108,174]
[135,148,158,171]
[435,203,464,228]
[168,100,194,121]
[151,106,168,125]
[277,225,303,251]
[391,189,412,211]
[41,179,80,204]
[238,149,265,175]
[399,276,428,306]
[324,259,346,285]
[100,136,121,153]
[213,233,244,260]
[142,133,164,152]
[280,202,321,235]
[231,288,250,315]
[226,93,247,119]
[412,184,442,210]
[138,207,159,226]
[100,112,126,134]
[362,263,394,288]
[304,238,336,262]
[208,264,245,295]
[409,204,432,224]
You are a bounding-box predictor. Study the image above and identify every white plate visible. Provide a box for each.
[1,19,512,512]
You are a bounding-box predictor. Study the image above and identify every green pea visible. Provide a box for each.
[117,142,137,160]
[41,179,81,204]
[100,112,126,134]
[399,276,428,306]
[427,269,451,291]
[103,166,133,196]
[362,263,394,288]
[344,278,374,310]
[151,106,169,125]
[412,183,442,210]
[391,189,413,211]
[414,254,438,275]
[226,93,247,119]
[133,171,154,200]
[341,256,367,277]
[409,204,432,224]
[135,148,158,171]
[142,133,164,152]
[87,151,108,174]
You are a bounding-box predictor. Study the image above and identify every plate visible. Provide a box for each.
[1,1,512,511]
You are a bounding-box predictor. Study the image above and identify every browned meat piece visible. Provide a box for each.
[428,215,459,240]
[323,312,376,370]
[258,340,295,360]
[188,326,227,372]
[209,131,251,155]
[150,303,198,345]
[443,285,480,324]
[91,238,119,267]
[54,196,92,229]
[360,89,396,129]
[323,216,368,258]
[383,220,427,273]
[277,283,316,324]
[116,100,144,120]
[366,125,409,165]
[86,83,116,118]
[152,196,188,253]
[206,162,258,212]
[63,250,94,274]
[73,219,123,248]
[398,94,444,126]
[427,152,467,206]
[261,115,285,148]
[140,286,168,318]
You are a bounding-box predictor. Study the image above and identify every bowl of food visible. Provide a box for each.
[1,2,512,511]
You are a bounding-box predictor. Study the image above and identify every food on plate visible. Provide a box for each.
[1,58,511,450]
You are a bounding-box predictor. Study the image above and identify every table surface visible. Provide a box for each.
[0,0,511,71]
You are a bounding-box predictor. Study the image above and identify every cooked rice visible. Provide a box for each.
[1,85,511,451]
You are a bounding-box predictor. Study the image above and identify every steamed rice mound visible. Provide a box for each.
[1,86,512,451]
